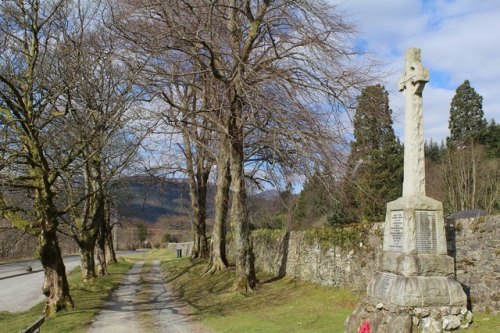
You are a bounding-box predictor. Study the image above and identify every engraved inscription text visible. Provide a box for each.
[416,210,437,252]
[389,211,404,251]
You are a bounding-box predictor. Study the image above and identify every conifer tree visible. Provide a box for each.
[348,85,403,222]
[293,172,332,226]
[447,80,487,146]
[479,119,500,158]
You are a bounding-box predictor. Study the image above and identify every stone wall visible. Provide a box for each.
[167,241,193,257]
[247,215,499,313]
[248,226,382,293]
[446,216,500,313]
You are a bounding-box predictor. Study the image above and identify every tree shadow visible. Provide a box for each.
[262,231,290,284]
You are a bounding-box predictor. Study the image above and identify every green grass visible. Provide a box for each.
[161,258,500,333]
[129,248,176,261]
[3,249,498,333]
[41,260,134,333]
[466,313,500,333]
[135,261,156,333]
[0,260,133,333]
[162,258,358,333]
[0,303,45,333]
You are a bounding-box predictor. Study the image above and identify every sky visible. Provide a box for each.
[337,0,500,142]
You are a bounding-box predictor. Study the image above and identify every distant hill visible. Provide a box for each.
[253,189,280,200]
[111,176,215,244]
[111,176,294,246]
[118,176,217,219]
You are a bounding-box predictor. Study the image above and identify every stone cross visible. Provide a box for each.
[398,48,429,197]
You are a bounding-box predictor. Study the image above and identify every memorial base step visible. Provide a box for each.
[345,299,473,333]
[367,271,467,307]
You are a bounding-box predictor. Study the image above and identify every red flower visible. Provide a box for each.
[359,321,371,333]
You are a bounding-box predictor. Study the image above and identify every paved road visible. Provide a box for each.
[0,251,137,313]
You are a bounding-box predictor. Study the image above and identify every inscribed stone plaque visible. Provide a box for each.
[388,210,404,251]
[375,272,397,299]
[416,210,437,252]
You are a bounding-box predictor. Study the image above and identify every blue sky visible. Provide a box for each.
[337,0,500,142]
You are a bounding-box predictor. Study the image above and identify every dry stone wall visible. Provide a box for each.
[249,226,382,293]
[446,216,500,313]
[246,215,499,313]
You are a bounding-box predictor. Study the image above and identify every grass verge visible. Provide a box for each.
[0,259,133,333]
[0,302,44,333]
[162,258,357,333]
[162,258,500,333]
[41,259,134,333]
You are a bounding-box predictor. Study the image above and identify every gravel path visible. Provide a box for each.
[88,261,144,333]
[88,260,212,333]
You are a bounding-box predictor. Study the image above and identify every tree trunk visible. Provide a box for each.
[228,122,256,293]
[79,245,95,282]
[77,232,97,282]
[96,228,107,276]
[190,186,209,259]
[195,169,210,258]
[39,227,74,316]
[105,225,117,264]
[183,131,210,259]
[206,136,231,273]
[104,199,117,264]
[95,195,107,276]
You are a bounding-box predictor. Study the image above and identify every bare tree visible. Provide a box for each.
[0,0,145,313]
[56,29,144,279]
[113,0,375,293]
[442,144,499,214]
[0,0,77,314]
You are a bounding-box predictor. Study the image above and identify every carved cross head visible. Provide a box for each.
[398,48,429,94]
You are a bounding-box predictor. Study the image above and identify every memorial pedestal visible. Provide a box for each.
[345,196,469,333]
[366,195,467,308]
[345,48,470,333]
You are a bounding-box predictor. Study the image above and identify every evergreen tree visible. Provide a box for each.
[479,119,500,158]
[293,172,332,226]
[447,80,487,146]
[348,85,403,222]
[425,139,445,162]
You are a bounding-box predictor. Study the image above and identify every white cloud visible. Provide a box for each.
[337,0,500,141]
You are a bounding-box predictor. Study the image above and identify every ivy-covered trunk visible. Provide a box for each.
[39,227,74,316]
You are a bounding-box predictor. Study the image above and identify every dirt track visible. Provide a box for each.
[88,260,211,333]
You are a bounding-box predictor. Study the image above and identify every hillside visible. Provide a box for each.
[112,176,215,246]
